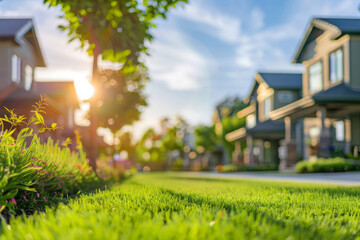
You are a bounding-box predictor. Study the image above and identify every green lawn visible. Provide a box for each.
[2,173,360,239]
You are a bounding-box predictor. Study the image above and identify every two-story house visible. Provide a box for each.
[270,17,360,168]
[0,18,79,141]
[226,72,302,166]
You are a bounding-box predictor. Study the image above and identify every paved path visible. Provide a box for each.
[184,171,360,186]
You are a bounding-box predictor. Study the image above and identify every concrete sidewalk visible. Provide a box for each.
[184,171,360,186]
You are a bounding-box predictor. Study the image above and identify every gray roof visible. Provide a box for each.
[316,17,360,35]
[0,18,32,38]
[313,83,360,103]
[247,120,285,139]
[0,18,45,67]
[247,120,285,133]
[259,72,302,90]
[293,17,360,63]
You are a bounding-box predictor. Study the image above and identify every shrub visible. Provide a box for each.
[171,158,183,171]
[295,158,360,173]
[96,156,135,182]
[0,97,101,215]
[220,164,278,172]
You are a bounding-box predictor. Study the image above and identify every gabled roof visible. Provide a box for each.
[0,18,32,37]
[0,84,63,114]
[313,82,360,103]
[258,72,302,90]
[245,81,259,103]
[316,18,360,35]
[33,81,79,107]
[225,120,285,142]
[0,18,46,67]
[293,17,360,63]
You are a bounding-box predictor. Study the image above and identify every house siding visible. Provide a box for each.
[0,41,12,89]
[349,37,360,88]
[351,114,360,147]
[273,90,301,110]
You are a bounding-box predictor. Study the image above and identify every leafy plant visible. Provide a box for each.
[0,97,101,215]
[295,158,360,173]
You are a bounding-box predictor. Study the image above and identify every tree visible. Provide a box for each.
[214,96,248,160]
[194,125,218,152]
[44,0,188,169]
[135,117,186,168]
[221,114,246,158]
[117,131,135,163]
[96,67,147,134]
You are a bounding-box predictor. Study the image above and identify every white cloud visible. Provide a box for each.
[146,29,210,90]
[174,1,241,44]
[250,8,265,30]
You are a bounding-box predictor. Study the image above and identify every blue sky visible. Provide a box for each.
[1,0,360,138]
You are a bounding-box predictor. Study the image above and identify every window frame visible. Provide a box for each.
[11,54,21,84]
[24,64,33,91]
[308,60,323,94]
[277,90,294,103]
[329,47,344,84]
[263,96,272,120]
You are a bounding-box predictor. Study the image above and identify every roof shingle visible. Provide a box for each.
[259,72,302,90]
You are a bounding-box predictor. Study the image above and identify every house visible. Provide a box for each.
[0,18,79,141]
[211,99,249,166]
[269,17,360,169]
[225,72,302,166]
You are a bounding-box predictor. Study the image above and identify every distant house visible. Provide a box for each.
[0,18,79,141]
[225,72,302,166]
[270,17,360,168]
[211,100,248,166]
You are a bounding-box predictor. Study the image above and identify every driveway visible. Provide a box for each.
[184,171,360,186]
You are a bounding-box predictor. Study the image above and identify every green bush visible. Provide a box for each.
[0,97,103,215]
[295,157,360,173]
[171,158,183,171]
[221,164,278,172]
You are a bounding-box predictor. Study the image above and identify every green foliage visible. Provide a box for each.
[96,156,135,182]
[213,97,248,159]
[135,118,186,164]
[194,125,218,152]
[97,67,148,133]
[170,158,183,171]
[43,0,188,65]
[3,173,360,239]
[220,164,278,172]
[221,114,246,158]
[0,98,106,215]
[295,158,360,173]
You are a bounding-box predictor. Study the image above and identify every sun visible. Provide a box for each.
[74,79,95,101]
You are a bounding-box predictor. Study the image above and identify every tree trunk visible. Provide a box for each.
[112,131,116,168]
[88,46,101,171]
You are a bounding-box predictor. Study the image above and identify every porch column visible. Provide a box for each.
[317,107,330,158]
[285,117,292,142]
[258,140,264,163]
[279,117,297,170]
[318,107,330,137]
[246,136,254,166]
[233,140,242,164]
[345,118,351,154]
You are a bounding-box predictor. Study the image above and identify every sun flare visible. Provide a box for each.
[74,79,95,101]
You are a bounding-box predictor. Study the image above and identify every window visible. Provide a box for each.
[309,61,323,93]
[263,97,271,119]
[335,120,344,141]
[277,91,293,103]
[24,65,33,91]
[246,114,256,129]
[11,54,21,83]
[329,48,343,83]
